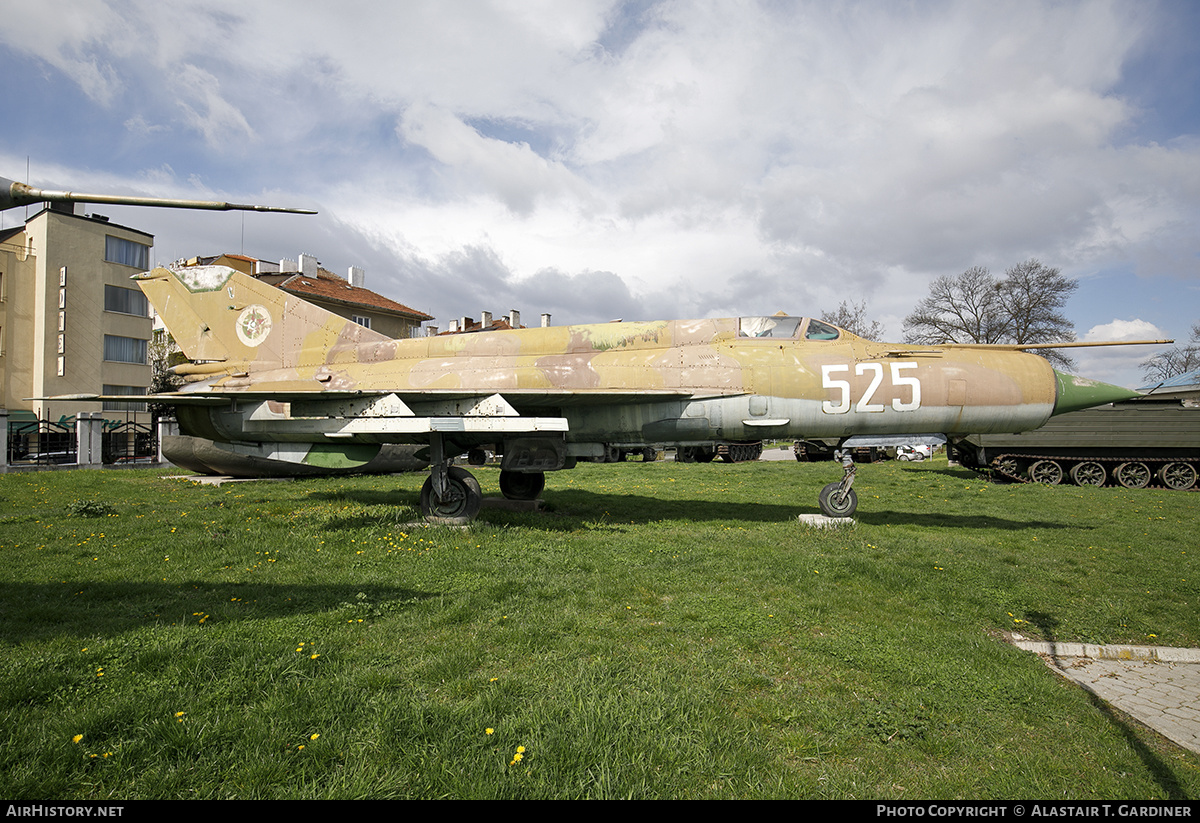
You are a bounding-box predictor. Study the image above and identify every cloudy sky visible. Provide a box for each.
[2,0,1199,387]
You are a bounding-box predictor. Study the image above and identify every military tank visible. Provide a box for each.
[677,441,763,463]
[950,397,1200,490]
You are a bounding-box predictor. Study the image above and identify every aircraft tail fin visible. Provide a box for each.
[134,265,393,369]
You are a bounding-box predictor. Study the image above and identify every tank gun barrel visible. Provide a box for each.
[1,175,316,214]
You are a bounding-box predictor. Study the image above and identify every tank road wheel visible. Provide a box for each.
[499,470,546,501]
[993,455,1021,481]
[1069,461,1107,487]
[1115,461,1151,490]
[641,447,657,462]
[420,466,482,525]
[818,482,858,517]
[1159,461,1198,491]
[1028,459,1063,485]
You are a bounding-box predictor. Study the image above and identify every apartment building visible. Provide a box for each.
[0,203,154,425]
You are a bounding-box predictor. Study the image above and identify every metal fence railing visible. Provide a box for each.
[101,421,158,464]
[5,418,161,467]
[7,420,77,466]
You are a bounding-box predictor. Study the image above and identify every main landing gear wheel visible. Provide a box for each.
[818,482,858,517]
[499,470,545,501]
[420,466,482,525]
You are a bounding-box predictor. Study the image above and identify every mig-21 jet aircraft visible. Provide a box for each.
[90,263,1154,524]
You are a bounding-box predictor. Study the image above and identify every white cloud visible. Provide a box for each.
[3,0,1198,380]
[1084,318,1168,343]
[397,103,590,214]
[171,65,255,147]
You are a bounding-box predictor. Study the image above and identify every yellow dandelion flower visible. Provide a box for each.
[310,733,320,741]
[486,728,494,735]
[72,734,83,744]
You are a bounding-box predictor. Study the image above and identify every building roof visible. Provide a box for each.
[184,253,432,321]
[439,317,523,334]
[1138,368,1200,396]
[259,271,432,321]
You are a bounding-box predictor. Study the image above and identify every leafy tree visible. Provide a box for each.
[147,329,185,425]
[1141,322,1200,383]
[821,299,884,339]
[903,259,1078,370]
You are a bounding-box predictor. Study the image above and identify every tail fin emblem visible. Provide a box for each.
[236,305,273,347]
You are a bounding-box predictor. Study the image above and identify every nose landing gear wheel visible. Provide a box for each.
[818,482,858,517]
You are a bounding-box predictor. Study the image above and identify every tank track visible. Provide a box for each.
[983,452,1199,491]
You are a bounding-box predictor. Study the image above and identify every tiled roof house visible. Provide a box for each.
[181,253,432,339]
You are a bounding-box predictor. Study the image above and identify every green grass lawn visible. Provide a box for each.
[1,457,1196,799]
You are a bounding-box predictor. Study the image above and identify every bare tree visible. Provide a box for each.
[902,266,1010,345]
[903,260,1078,369]
[1141,322,1200,383]
[821,299,884,339]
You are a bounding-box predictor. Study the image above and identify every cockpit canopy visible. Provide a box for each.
[738,316,841,340]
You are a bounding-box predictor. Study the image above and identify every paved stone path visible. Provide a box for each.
[1011,638,1200,754]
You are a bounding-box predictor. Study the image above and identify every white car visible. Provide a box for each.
[896,445,932,462]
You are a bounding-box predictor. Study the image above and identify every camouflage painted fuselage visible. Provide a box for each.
[132,264,1110,468]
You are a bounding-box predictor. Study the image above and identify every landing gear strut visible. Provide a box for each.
[420,434,482,525]
[818,452,858,517]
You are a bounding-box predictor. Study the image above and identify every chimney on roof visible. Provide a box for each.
[427,326,438,337]
[480,310,492,328]
[279,258,298,273]
[460,316,471,332]
[541,313,551,327]
[255,259,279,275]
[300,253,318,277]
[510,310,520,328]
[348,266,364,288]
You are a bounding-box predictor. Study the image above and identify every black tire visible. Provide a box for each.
[499,470,545,501]
[818,482,858,517]
[420,467,482,525]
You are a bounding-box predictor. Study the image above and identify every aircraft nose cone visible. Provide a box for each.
[1052,370,1140,416]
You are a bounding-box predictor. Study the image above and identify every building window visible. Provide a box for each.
[351,315,372,329]
[105,235,150,269]
[104,285,149,316]
[102,384,148,412]
[103,335,147,364]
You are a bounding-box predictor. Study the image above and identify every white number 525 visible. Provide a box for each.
[821,362,921,414]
